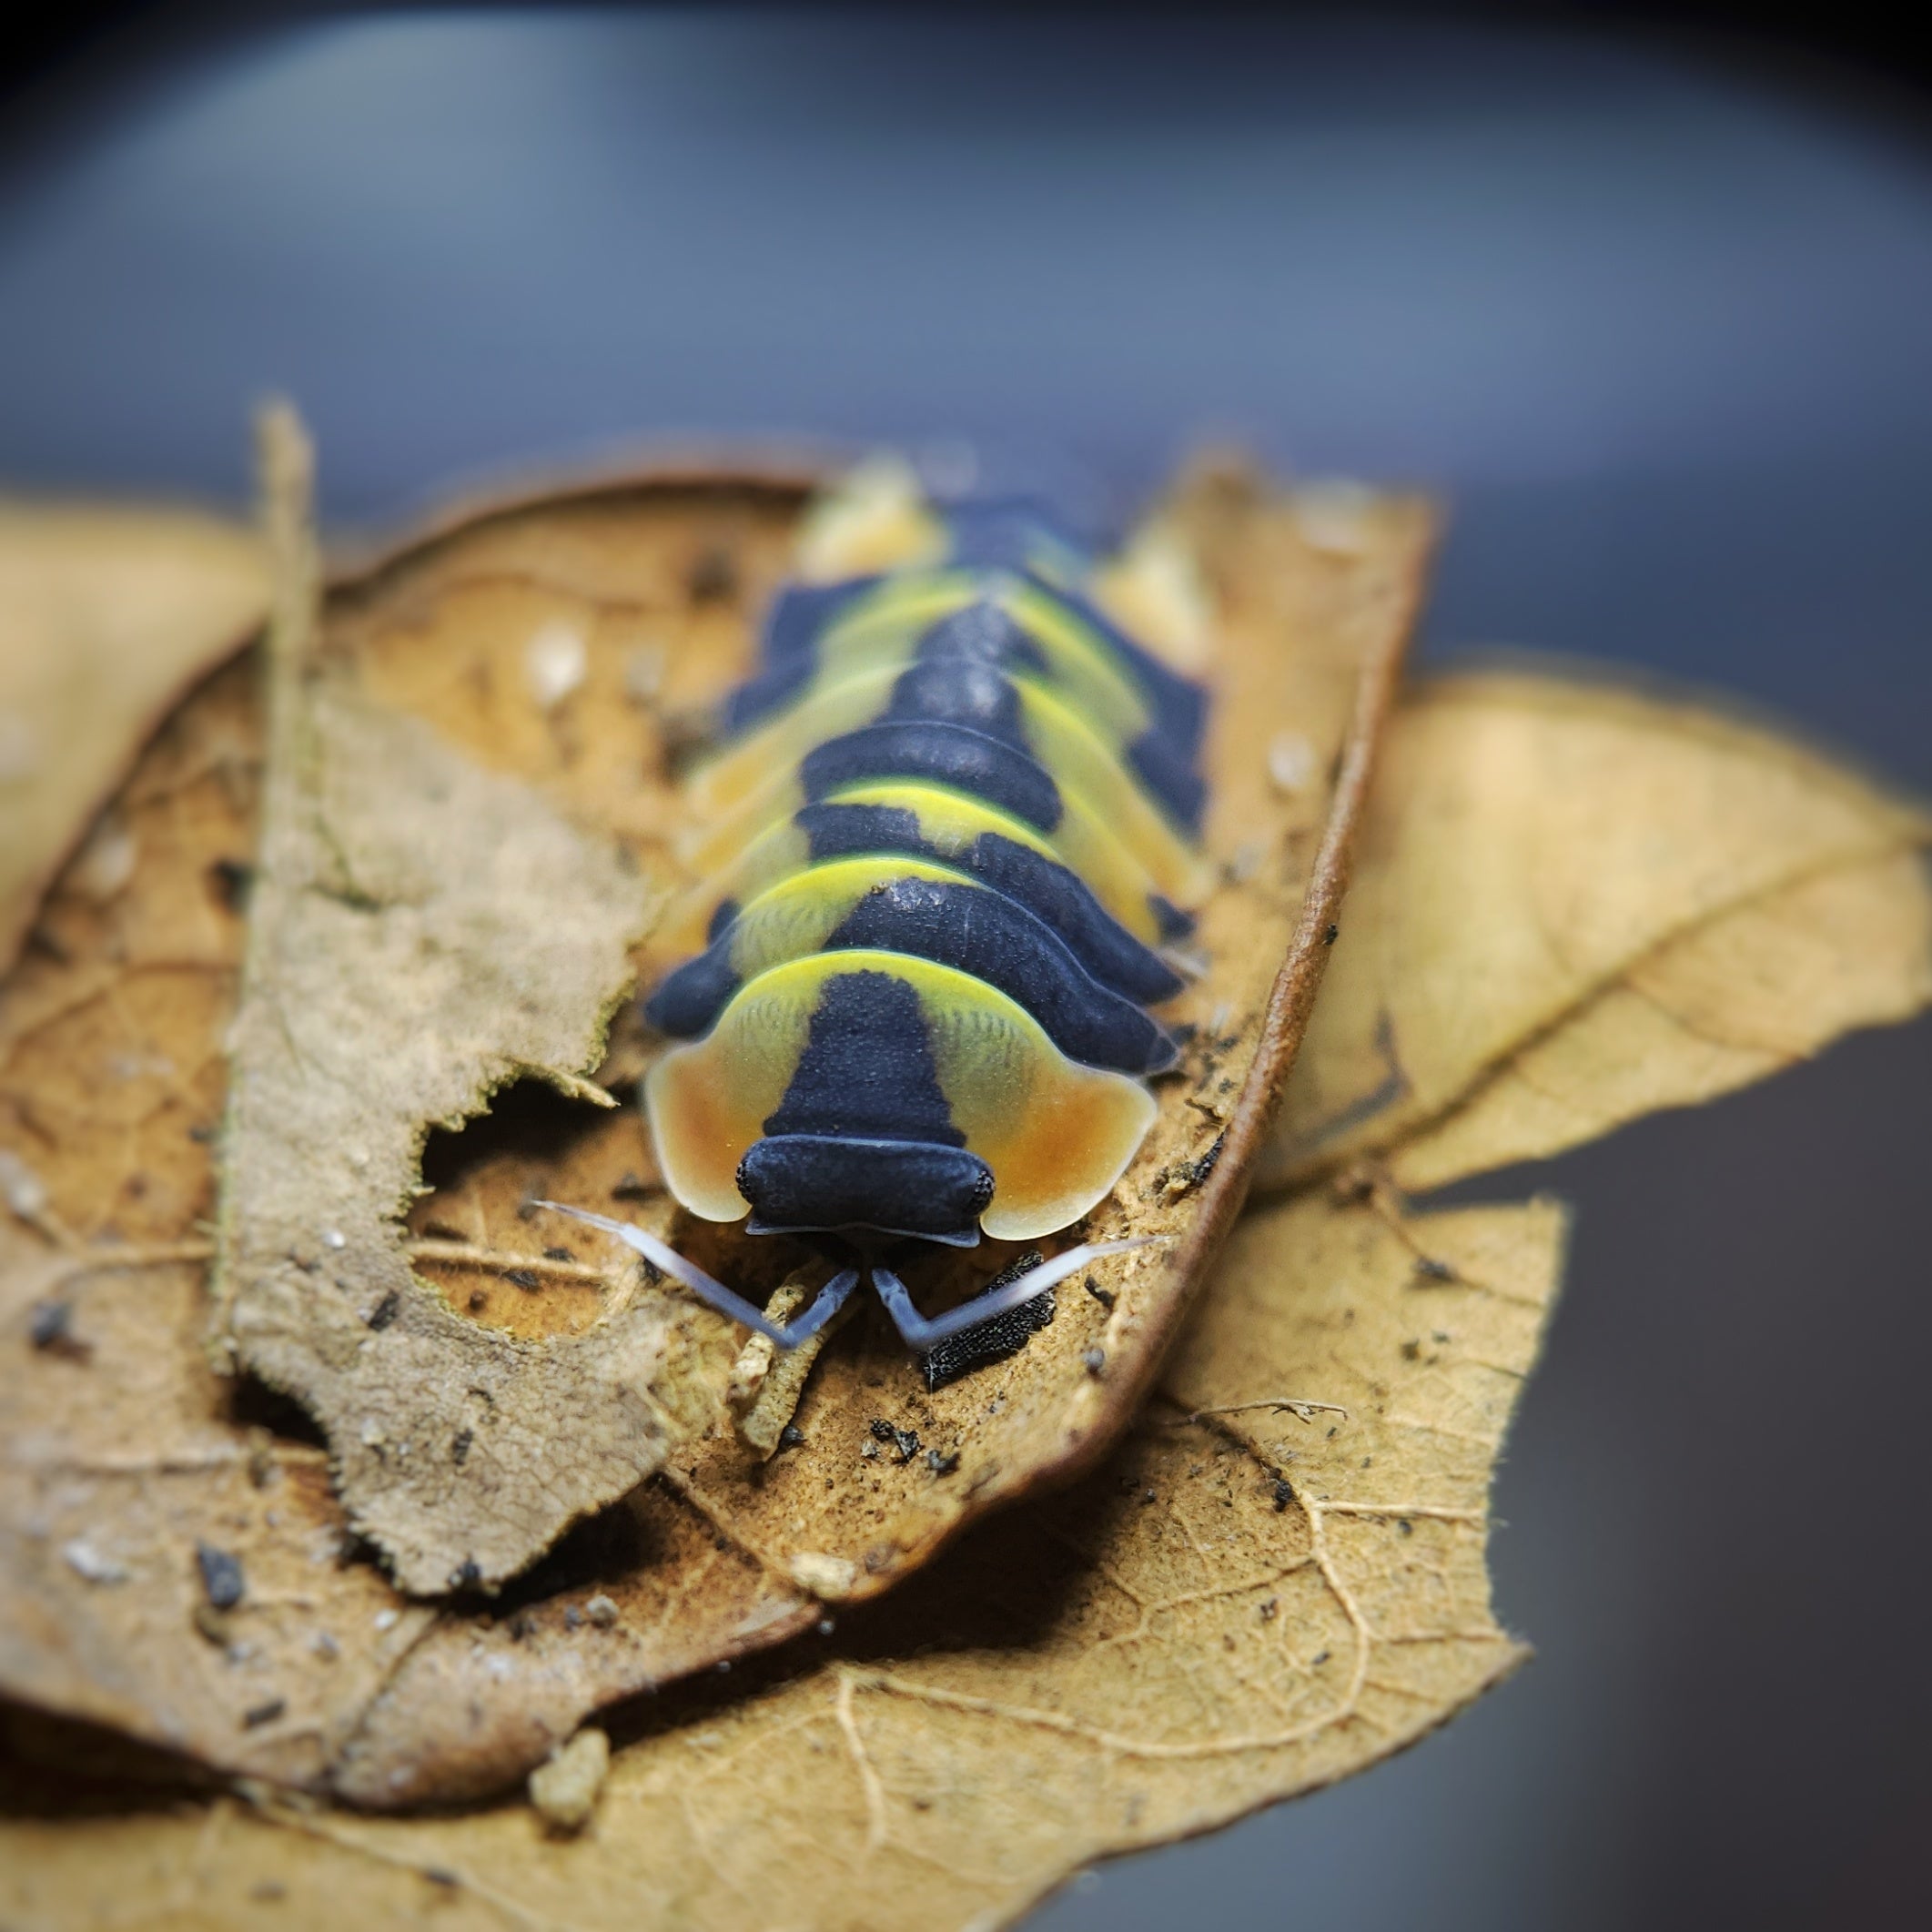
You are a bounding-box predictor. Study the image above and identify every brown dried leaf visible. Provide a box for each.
[0,480,828,1802]
[0,500,268,974]
[0,652,436,1792]
[307,460,1430,1797]
[1265,667,1932,1193]
[7,471,1932,1927]
[0,1184,1562,1932]
[1,453,1428,1809]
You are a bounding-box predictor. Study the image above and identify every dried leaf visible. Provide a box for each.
[301,461,1429,1795]
[2,453,1427,1807]
[0,653,435,1792]
[0,1185,1562,1932]
[0,501,268,974]
[1390,845,1932,1190]
[6,466,1932,1924]
[1265,668,1932,1193]
[0,481,820,1801]
[211,417,686,1595]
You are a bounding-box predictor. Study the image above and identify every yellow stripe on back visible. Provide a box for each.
[683,661,1208,905]
[723,855,974,984]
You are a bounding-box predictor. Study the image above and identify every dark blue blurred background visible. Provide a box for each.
[4,10,1928,1928]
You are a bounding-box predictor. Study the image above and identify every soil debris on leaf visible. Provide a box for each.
[0,1186,1563,1932]
[527,1725,610,1835]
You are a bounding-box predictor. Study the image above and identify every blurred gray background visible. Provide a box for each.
[3,9,1928,1927]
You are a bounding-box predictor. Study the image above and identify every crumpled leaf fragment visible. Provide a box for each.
[0,501,268,974]
[0,1185,1561,1932]
[211,418,685,1594]
[1265,668,1932,1193]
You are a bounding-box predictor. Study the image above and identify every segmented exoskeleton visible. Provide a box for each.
[543,470,1211,1367]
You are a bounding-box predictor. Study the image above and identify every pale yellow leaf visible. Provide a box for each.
[1391,846,1932,1190]
[1266,667,1931,1192]
[0,501,268,975]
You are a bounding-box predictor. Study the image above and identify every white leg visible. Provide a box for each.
[870,1239,1158,1350]
[778,1266,862,1343]
[532,1201,857,1348]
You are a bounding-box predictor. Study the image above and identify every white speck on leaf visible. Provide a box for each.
[70,813,138,901]
[0,1149,48,1221]
[525,622,588,711]
[62,1539,128,1585]
[622,643,666,705]
[1268,733,1316,796]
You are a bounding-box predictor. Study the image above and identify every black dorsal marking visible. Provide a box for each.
[883,656,1028,747]
[720,578,880,733]
[799,723,1062,832]
[796,802,1183,1004]
[1148,893,1196,943]
[652,874,1176,1072]
[1127,728,1209,836]
[763,968,964,1146]
[824,877,1173,1074]
[642,944,740,1038]
[915,598,1049,676]
[1040,578,1209,759]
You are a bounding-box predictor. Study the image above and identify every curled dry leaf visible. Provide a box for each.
[0,1185,1563,1932]
[0,501,268,974]
[0,450,1430,1808]
[308,460,1431,1795]
[1265,668,1932,1194]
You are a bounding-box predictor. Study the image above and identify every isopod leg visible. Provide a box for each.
[782,1266,862,1343]
[531,1201,854,1348]
[870,1238,1157,1351]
